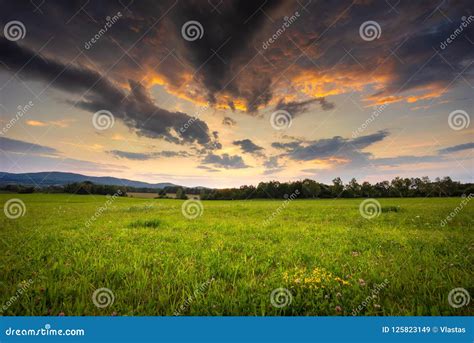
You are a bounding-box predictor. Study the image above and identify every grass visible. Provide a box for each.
[0,194,472,316]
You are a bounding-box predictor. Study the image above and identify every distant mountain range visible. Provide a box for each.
[0,171,178,189]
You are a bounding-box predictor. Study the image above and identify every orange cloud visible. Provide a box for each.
[26,120,48,127]
[26,119,74,128]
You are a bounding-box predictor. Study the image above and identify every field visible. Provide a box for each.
[0,194,472,316]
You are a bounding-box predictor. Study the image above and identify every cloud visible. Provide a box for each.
[0,137,58,155]
[272,131,389,161]
[275,97,335,116]
[271,141,303,151]
[262,156,284,175]
[108,149,190,160]
[197,165,220,173]
[0,38,216,149]
[233,139,264,155]
[2,1,473,116]
[25,119,75,128]
[223,117,237,126]
[167,0,285,112]
[202,153,249,169]
[370,155,442,166]
[438,142,474,154]
[108,150,152,161]
[26,120,48,127]
[1,151,126,174]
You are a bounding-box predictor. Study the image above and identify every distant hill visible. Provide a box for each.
[0,171,178,189]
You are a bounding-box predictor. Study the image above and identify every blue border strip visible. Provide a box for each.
[1,316,472,342]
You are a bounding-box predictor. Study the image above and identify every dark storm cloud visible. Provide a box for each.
[0,38,215,148]
[438,142,474,154]
[0,37,123,103]
[233,139,264,155]
[1,0,473,129]
[275,97,335,116]
[170,0,285,107]
[202,153,249,169]
[0,137,58,155]
[108,149,190,160]
[368,13,474,99]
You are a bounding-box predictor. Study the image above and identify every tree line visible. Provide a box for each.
[197,177,473,200]
[1,176,472,199]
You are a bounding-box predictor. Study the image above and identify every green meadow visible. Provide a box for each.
[0,194,472,316]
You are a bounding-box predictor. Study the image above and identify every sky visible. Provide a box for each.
[0,0,473,188]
